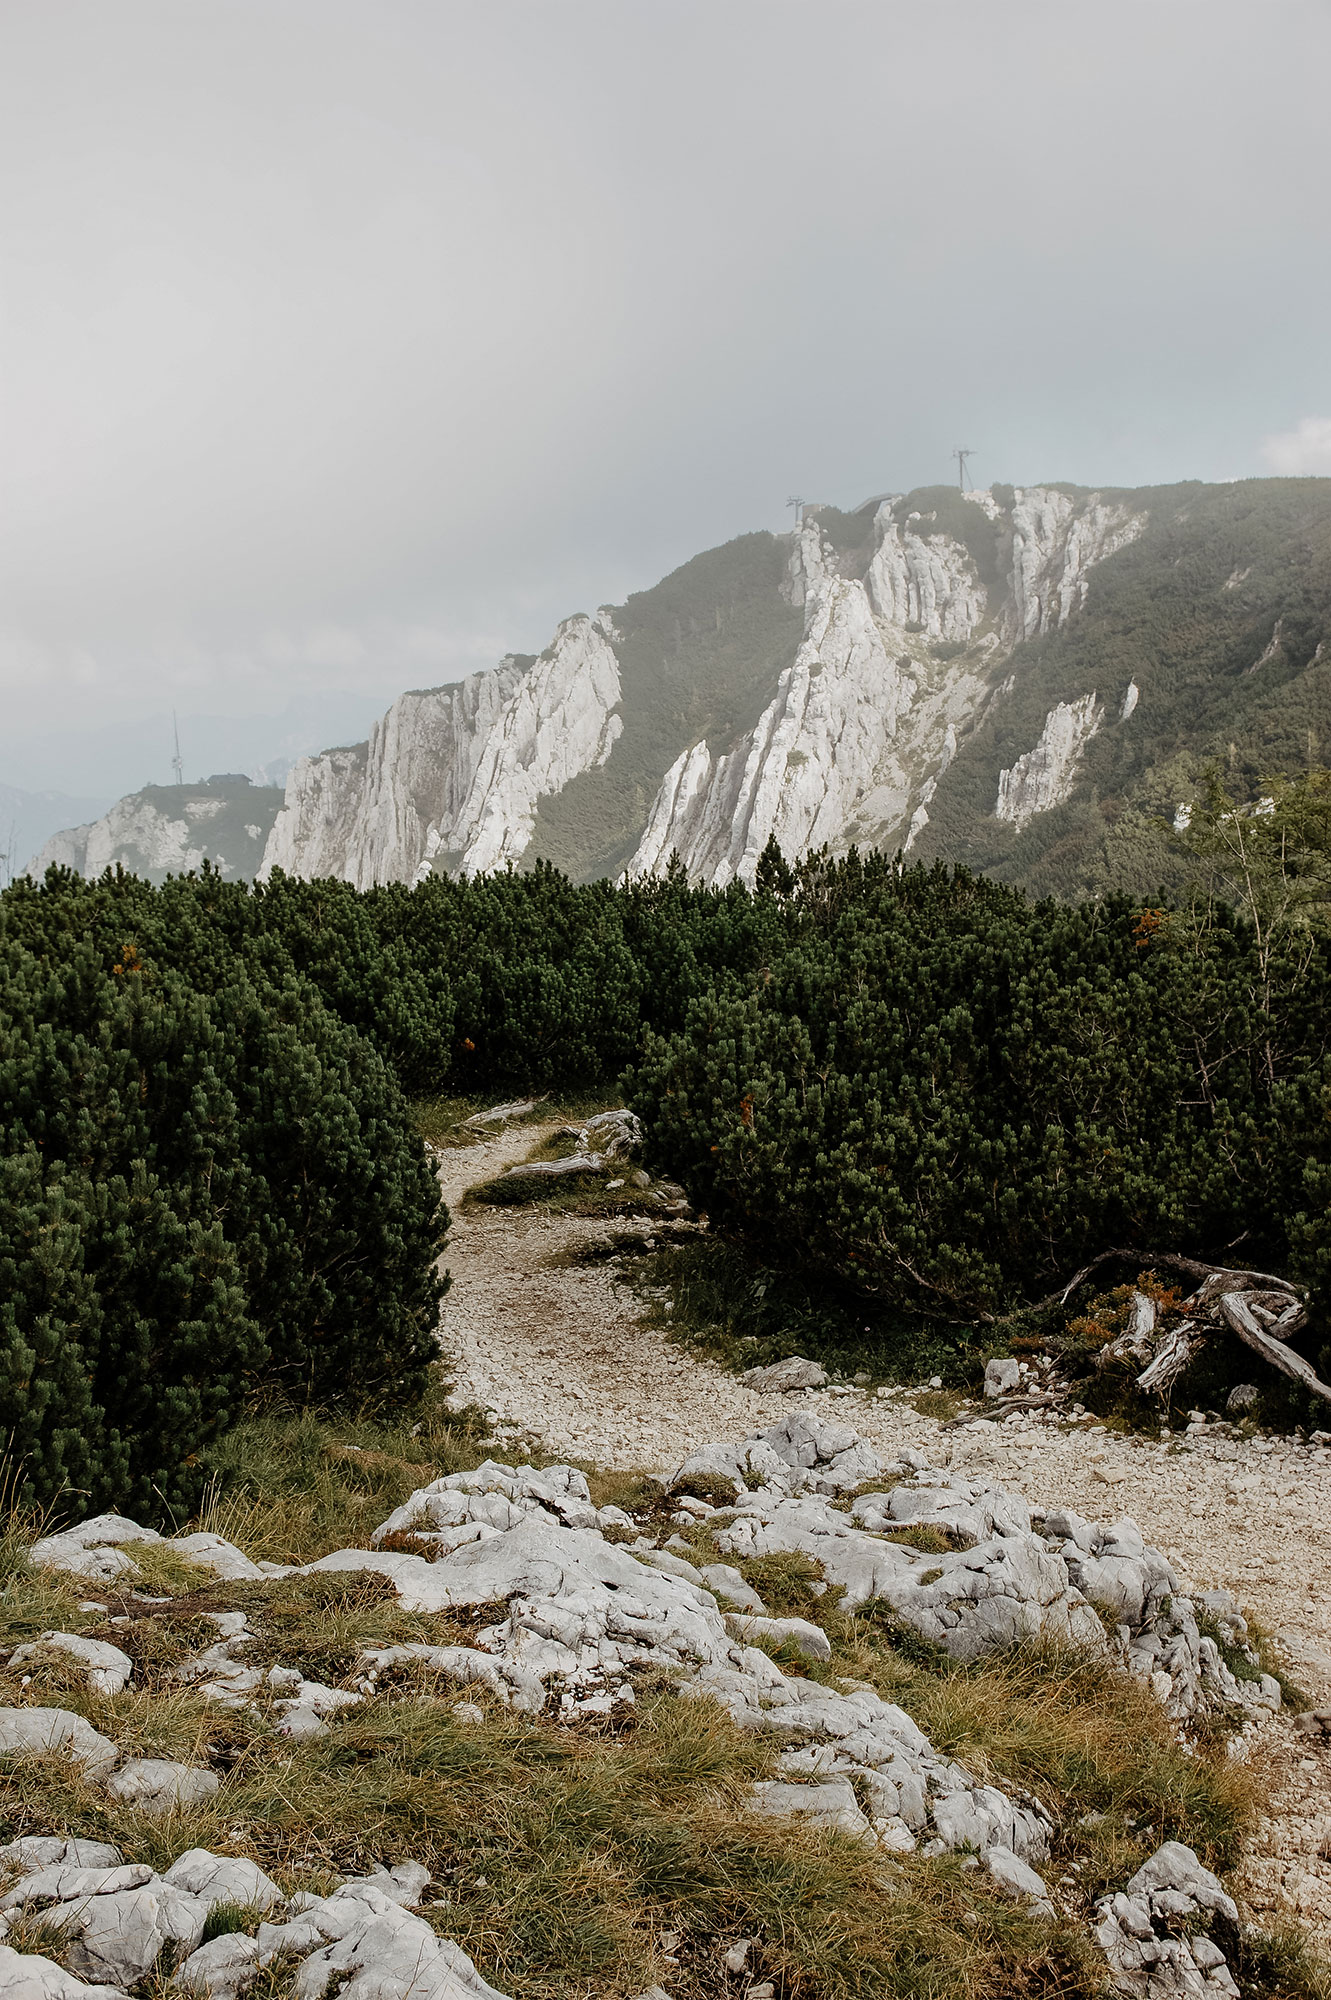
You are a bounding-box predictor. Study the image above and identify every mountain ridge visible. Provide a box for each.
[29,477,1331,900]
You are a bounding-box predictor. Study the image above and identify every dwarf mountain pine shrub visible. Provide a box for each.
[627,859,1331,1329]
[0,885,446,1518]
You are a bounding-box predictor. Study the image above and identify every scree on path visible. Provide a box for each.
[434,1119,1331,1939]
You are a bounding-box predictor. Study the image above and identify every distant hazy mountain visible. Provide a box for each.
[32,479,1331,900]
[1,785,113,885]
[29,775,285,885]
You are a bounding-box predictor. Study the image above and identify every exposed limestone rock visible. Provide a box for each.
[750,1777,869,1836]
[994,692,1103,829]
[29,1518,259,1589]
[8,1635,132,1698]
[258,744,369,884]
[29,783,284,886]
[1007,489,1144,641]
[260,616,621,889]
[625,573,920,887]
[260,659,529,891]
[161,1853,283,1914]
[455,614,622,874]
[255,1880,513,2000]
[30,1517,162,1584]
[173,1932,261,1999]
[39,1871,208,1987]
[0,1710,118,1780]
[0,1845,512,2000]
[865,506,986,642]
[215,484,1151,894]
[626,487,1144,883]
[1095,1841,1241,1996]
[105,1761,220,1816]
[737,1357,828,1393]
[0,1940,130,2000]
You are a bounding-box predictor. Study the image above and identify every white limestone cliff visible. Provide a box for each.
[186,483,1145,895]
[259,616,621,888]
[259,745,370,884]
[625,487,1144,884]
[994,693,1104,831]
[865,507,986,642]
[450,614,622,876]
[261,661,527,890]
[1007,489,1144,640]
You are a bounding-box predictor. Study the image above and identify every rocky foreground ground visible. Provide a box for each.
[0,1401,1313,2000]
[437,1123,1331,1948]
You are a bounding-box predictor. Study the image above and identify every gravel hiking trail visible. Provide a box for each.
[435,1120,1331,1938]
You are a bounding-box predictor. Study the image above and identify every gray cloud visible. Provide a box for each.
[3,0,1330,793]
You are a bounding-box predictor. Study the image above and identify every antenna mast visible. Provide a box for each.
[172,711,184,788]
[952,449,974,492]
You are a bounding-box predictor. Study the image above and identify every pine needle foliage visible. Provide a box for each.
[0,870,447,1519]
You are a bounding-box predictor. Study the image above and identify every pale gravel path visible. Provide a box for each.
[433,1122,1331,1940]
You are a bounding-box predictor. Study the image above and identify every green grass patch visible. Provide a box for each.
[194,1382,492,1568]
[0,1686,1105,2000]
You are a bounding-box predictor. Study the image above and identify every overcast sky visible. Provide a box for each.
[3,0,1330,795]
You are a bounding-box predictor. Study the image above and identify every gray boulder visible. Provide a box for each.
[2,1867,156,1915]
[0,1942,130,2000]
[759,1412,883,1493]
[738,1357,827,1392]
[985,1845,1054,1916]
[372,1460,598,1547]
[750,1779,870,1837]
[29,1517,162,1584]
[0,1710,118,1780]
[0,1841,122,1875]
[337,1863,431,1908]
[257,1884,513,2000]
[105,1761,220,1816]
[173,1932,262,2000]
[169,1535,266,1583]
[40,1879,208,1988]
[9,1635,133,1698]
[162,1852,283,1913]
[1095,1842,1240,1998]
[984,1358,1021,1399]
[700,1564,766,1614]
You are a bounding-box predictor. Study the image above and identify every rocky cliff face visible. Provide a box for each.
[252,484,1145,893]
[261,657,529,890]
[260,615,622,887]
[44,477,1331,901]
[994,693,1105,831]
[623,488,1145,884]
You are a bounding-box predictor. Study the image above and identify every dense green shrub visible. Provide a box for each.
[627,854,1331,1324]
[0,884,446,1518]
